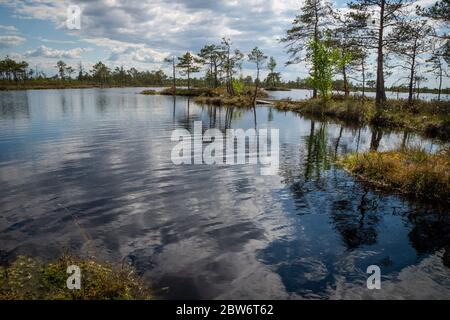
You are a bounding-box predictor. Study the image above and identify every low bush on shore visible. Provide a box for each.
[339,147,450,204]
[194,91,269,107]
[141,87,216,97]
[0,255,152,300]
[140,86,269,107]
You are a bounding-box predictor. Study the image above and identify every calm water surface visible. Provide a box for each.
[0,88,449,299]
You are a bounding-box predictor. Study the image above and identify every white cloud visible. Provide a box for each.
[24,45,92,59]
[82,37,169,64]
[0,0,446,86]
[0,24,18,32]
[36,37,77,44]
[0,35,25,48]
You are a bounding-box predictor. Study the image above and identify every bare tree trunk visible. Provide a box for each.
[214,63,218,88]
[343,65,349,97]
[361,58,365,98]
[370,128,383,151]
[417,81,420,100]
[229,74,235,96]
[172,59,176,94]
[438,65,442,101]
[252,65,259,105]
[408,61,415,103]
[375,0,387,109]
[312,6,319,99]
[408,45,417,103]
[187,70,190,91]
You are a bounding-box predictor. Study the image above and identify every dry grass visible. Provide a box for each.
[194,95,255,107]
[339,147,450,204]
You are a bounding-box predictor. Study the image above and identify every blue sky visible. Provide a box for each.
[0,0,447,88]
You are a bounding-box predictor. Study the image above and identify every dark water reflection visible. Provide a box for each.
[0,88,449,299]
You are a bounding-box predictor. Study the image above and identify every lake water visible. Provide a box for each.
[0,88,449,299]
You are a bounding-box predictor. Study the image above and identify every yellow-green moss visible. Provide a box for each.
[339,147,450,204]
[0,256,152,300]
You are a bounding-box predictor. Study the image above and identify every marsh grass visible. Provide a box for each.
[339,147,450,204]
[274,97,450,141]
[194,95,256,106]
[141,86,269,106]
[0,255,152,300]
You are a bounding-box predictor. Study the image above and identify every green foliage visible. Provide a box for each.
[232,77,245,95]
[176,52,201,75]
[267,56,277,73]
[337,51,353,70]
[0,57,30,81]
[91,61,110,84]
[307,40,339,100]
[56,60,67,80]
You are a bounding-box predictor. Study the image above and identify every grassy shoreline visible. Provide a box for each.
[339,147,450,205]
[0,255,152,300]
[141,86,269,106]
[274,97,450,141]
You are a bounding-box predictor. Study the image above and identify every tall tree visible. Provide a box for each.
[248,47,267,105]
[426,38,448,101]
[332,11,370,97]
[56,60,67,80]
[198,44,224,88]
[164,56,177,92]
[177,52,201,90]
[417,0,450,63]
[91,61,110,85]
[282,0,334,98]
[417,0,450,22]
[307,39,339,100]
[66,66,75,80]
[266,56,281,87]
[389,19,433,103]
[348,0,407,109]
[221,38,244,95]
[77,62,84,81]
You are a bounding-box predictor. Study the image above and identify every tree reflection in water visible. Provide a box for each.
[257,118,450,297]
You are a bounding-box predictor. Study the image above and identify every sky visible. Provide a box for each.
[0,0,447,88]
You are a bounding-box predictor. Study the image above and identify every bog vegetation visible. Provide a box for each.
[339,147,450,204]
[0,255,152,300]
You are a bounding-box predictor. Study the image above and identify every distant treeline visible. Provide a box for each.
[0,54,448,95]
